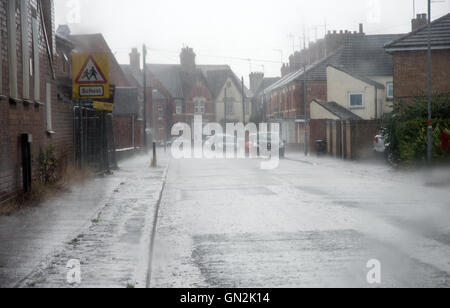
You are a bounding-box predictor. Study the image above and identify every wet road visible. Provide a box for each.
[150,156,450,288]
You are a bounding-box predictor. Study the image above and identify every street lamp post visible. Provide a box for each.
[427,0,432,164]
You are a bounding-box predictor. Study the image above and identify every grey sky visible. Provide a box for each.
[55,0,450,85]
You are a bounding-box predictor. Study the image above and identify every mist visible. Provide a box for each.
[55,0,450,85]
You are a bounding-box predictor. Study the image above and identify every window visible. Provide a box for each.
[194,98,206,114]
[387,82,394,100]
[8,0,18,98]
[33,17,40,101]
[349,93,364,108]
[224,97,234,115]
[21,0,30,99]
[176,101,182,114]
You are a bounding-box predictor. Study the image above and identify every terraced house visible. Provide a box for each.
[0,0,73,204]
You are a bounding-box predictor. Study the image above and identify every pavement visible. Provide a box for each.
[1,148,450,288]
[0,150,168,288]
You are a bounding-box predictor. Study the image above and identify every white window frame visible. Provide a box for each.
[194,98,206,115]
[8,0,18,98]
[386,82,394,100]
[224,97,234,115]
[348,93,364,109]
[21,0,30,99]
[32,16,40,101]
[176,101,182,114]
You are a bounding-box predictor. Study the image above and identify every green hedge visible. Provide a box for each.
[394,118,450,164]
[384,94,450,165]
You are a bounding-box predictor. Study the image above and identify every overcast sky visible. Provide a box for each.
[55,0,450,85]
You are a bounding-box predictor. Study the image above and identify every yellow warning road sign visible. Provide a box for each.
[73,53,109,99]
[93,101,114,112]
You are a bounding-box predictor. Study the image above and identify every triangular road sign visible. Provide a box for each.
[75,56,107,84]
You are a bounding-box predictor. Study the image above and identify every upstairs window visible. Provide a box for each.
[224,97,234,115]
[194,98,206,115]
[176,101,182,114]
[349,93,364,108]
[386,82,394,100]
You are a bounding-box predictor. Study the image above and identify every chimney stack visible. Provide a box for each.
[359,23,364,34]
[249,72,264,94]
[180,47,196,72]
[129,48,141,73]
[412,13,428,32]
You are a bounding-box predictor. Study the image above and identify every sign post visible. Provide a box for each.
[73,53,110,100]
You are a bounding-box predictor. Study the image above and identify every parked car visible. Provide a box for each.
[247,132,285,158]
[205,134,241,153]
[373,132,390,161]
[374,134,386,153]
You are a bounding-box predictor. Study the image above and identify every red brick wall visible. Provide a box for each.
[114,115,141,150]
[309,119,327,152]
[0,0,73,204]
[266,80,327,121]
[393,49,450,100]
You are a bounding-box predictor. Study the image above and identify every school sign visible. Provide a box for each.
[72,53,110,99]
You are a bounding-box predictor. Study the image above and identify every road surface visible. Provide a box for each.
[150,155,450,288]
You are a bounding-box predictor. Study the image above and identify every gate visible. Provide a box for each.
[73,104,117,173]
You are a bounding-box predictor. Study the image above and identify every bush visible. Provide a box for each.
[383,94,450,165]
[38,145,59,184]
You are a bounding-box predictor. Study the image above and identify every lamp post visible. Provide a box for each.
[427,0,432,164]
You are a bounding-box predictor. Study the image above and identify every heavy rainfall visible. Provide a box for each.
[1,0,450,291]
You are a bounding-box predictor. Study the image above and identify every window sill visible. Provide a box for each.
[23,99,34,106]
[34,100,44,107]
[349,106,365,110]
[9,97,23,105]
[46,130,56,136]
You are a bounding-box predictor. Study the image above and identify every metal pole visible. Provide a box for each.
[143,44,148,153]
[427,0,432,164]
[241,77,246,125]
[303,64,308,157]
[224,87,227,125]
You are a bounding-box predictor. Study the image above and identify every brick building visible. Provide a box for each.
[0,0,74,204]
[123,47,249,141]
[385,13,450,101]
[262,26,403,146]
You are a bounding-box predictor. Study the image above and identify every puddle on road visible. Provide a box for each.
[181,187,276,200]
[191,230,450,288]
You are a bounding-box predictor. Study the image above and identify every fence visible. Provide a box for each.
[73,106,117,173]
[309,119,381,160]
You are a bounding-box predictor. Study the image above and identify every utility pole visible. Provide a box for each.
[303,32,308,157]
[241,77,246,125]
[224,87,227,125]
[427,0,432,164]
[143,44,148,153]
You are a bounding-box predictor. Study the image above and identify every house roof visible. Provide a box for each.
[263,34,403,95]
[113,87,139,115]
[385,13,450,52]
[204,68,252,99]
[253,77,280,99]
[336,34,404,76]
[312,100,363,120]
[152,89,167,101]
[147,64,184,98]
[264,50,342,94]
[120,65,142,88]
[136,63,251,100]
[327,64,385,89]
[69,33,130,87]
